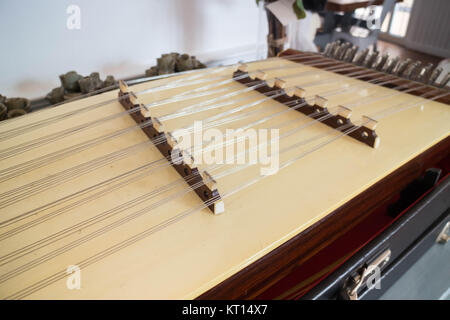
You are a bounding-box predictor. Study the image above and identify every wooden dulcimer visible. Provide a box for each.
[0,41,448,299]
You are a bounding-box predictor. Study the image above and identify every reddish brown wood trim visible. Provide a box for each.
[197,136,450,299]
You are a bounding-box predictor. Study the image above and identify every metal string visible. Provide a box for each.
[0,70,406,208]
[5,88,447,300]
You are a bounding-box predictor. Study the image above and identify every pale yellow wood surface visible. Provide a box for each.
[0,58,448,299]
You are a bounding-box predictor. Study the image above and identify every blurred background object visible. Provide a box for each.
[0,0,265,99]
[265,0,327,55]
[145,53,206,77]
[314,0,397,51]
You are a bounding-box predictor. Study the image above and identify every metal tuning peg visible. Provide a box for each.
[411,62,425,80]
[363,51,378,68]
[415,63,433,83]
[353,48,369,66]
[362,51,373,67]
[342,47,353,62]
[393,58,412,76]
[438,73,450,88]
[374,53,389,71]
[382,56,399,74]
[337,42,352,60]
[343,46,358,62]
[325,41,339,58]
[323,42,333,56]
[380,58,393,73]
[369,51,381,69]
[334,42,346,60]
[402,61,421,80]
[427,67,443,85]
[331,41,343,59]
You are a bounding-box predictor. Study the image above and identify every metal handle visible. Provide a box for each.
[436,221,450,244]
[343,249,391,300]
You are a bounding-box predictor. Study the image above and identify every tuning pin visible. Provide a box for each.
[326,41,339,58]
[374,53,389,71]
[382,56,399,74]
[333,44,344,60]
[439,73,450,88]
[402,61,421,79]
[323,42,333,56]
[353,48,369,65]
[414,63,433,82]
[381,58,393,73]
[393,58,412,76]
[342,48,352,62]
[337,42,352,60]
[331,41,343,59]
[335,42,347,59]
[411,62,424,80]
[330,41,340,57]
[428,67,443,85]
[362,51,378,68]
[369,51,380,68]
[343,46,358,62]
[361,51,373,67]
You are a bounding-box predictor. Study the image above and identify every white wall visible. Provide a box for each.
[0,0,266,98]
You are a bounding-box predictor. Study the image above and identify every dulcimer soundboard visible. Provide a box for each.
[0,41,448,299]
